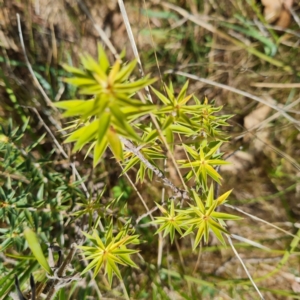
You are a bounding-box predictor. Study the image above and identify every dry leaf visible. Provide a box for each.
[221,151,254,174]
[0,30,18,51]
[262,0,282,23]
[276,9,291,28]
[284,0,294,9]
[261,0,294,28]
[243,101,273,152]
[244,104,272,130]
[292,281,300,293]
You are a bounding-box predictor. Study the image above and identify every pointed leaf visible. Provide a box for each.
[53,100,85,110]
[64,77,97,87]
[205,142,222,158]
[24,228,52,274]
[93,136,108,167]
[193,223,205,250]
[164,84,175,104]
[206,184,214,208]
[205,164,222,184]
[80,54,107,80]
[115,60,137,82]
[216,189,233,206]
[97,112,111,144]
[98,44,110,73]
[81,257,99,276]
[73,120,99,151]
[191,190,205,213]
[183,144,199,159]
[93,256,104,279]
[107,127,123,161]
[211,212,242,220]
[177,80,189,103]
[122,156,140,174]
[208,219,227,245]
[150,86,170,105]
[108,60,121,83]
[63,64,87,76]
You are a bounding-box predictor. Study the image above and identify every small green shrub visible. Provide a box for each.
[1,45,240,299]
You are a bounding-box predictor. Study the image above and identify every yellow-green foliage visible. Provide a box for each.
[54,45,240,284]
[78,221,139,285]
[53,45,156,165]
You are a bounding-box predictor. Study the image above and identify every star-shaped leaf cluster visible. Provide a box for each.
[178,142,230,185]
[152,186,242,249]
[53,45,156,166]
[78,221,139,286]
[152,201,188,243]
[181,186,242,250]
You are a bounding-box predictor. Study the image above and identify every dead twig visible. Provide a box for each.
[16,14,54,108]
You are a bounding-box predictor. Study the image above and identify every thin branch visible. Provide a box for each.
[121,137,189,200]
[45,244,78,300]
[119,162,155,223]
[251,82,300,88]
[157,158,167,266]
[192,243,202,274]
[157,232,164,268]
[136,206,159,224]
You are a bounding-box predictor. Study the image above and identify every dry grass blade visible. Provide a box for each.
[227,235,265,300]
[118,0,147,87]
[76,0,119,59]
[251,83,300,88]
[16,14,54,108]
[234,98,300,139]
[118,0,189,192]
[161,2,295,73]
[165,70,300,125]
[231,234,271,250]
[225,204,298,239]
